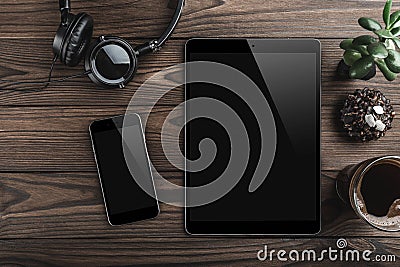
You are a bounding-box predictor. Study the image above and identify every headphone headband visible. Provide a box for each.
[59,0,70,10]
[135,0,185,56]
[59,0,71,24]
[57,0,185,56]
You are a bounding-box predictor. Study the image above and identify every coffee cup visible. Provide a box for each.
[336,156,400,231]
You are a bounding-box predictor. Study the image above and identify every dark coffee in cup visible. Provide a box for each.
[337,156,400,231]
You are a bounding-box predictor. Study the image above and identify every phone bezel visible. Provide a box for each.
[89,113,160,226]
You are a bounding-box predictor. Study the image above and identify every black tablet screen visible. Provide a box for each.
[186,40,320,232]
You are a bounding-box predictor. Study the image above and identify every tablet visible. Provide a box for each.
[185,39,321,235]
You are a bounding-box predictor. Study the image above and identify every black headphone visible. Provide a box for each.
[53,0,184,88]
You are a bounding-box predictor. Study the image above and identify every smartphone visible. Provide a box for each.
[89,114,159,225]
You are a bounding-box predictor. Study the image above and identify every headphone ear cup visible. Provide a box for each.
[62,13,94,67]
[85,36,137,88]
[53,13,76,58]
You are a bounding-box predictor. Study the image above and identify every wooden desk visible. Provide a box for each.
[0,0,399,265]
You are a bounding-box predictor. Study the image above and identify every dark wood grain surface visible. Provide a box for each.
[0,0,399,266]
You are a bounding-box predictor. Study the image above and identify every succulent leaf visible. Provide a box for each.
[376,58,397,80]
[343,50,363,66]
[352,35,377,45]
[374,29,394,38]
[390,10,400,27]
[385,39,396,50]
[392,37,400,48]
[340,39,354,50]
[353,45,370,56]
[367,42,389,58]
[384,0,393,28]
[391,27,400,36]
[358,17,382,31]
[391,19,400,29]
[385,49,400,72]
[349,56,375,79]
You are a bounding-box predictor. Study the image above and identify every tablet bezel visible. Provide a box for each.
[185,38,321,235]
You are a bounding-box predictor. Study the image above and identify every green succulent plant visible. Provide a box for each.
[339,0,400,81]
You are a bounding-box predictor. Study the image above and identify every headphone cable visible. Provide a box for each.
[42,54,59,89]
[0,55,91,89]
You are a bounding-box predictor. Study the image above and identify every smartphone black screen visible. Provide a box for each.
[90,114,159,225]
